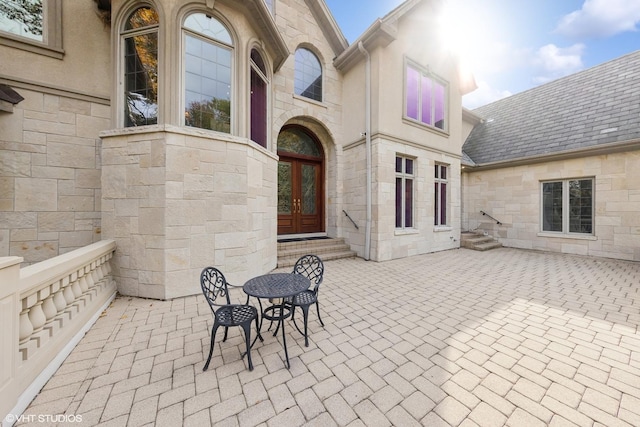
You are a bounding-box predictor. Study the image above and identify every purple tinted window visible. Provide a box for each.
[405,158,413,175]
[434,82,445,129]
[434,182,438,225]
[396,156,402,173]
[421,75,432,125]
[406,66,419,120]
[395,177,402,228]
[440,183,447,224]
[440,165,446,179]
[405,179,413,227]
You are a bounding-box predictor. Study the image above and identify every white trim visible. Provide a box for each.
[4,293,116,427]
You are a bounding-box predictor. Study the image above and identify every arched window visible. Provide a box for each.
[294,48,322,102]
[122,6,159,127]
[183,13,233,133]
[250,49,268,147]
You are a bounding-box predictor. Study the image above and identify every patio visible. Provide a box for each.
[17,247,640,426]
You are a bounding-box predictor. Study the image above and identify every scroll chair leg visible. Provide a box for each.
[223,326,229,342]
[241,322,254,371]
[255,314,264,342]
[302,305,310,347]
[316,301,325,327]
[204,323,220,371]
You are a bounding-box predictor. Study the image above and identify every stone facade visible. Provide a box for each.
[3,0,472,299]
[462,150,640,261]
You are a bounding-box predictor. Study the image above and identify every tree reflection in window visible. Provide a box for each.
[277,127,321,158]
[0,0,43,41]
[123,7,159,127]
[183,13,233,133]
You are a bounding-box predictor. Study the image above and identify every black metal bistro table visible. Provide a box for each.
[243,273,310,369]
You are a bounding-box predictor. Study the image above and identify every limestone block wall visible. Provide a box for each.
[101,126,277,300]
[0,88,109,264]
[343,135,461,262]
[462,151,640,261]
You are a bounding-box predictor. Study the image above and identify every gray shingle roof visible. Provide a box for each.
[463,50,640,165]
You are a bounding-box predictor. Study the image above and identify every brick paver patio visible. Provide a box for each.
[17,247,640,426]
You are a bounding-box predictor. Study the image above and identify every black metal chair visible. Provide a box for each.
[200,267,259,371]
[289,254,325,347]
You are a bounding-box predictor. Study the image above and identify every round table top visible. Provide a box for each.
[243,273,310,299]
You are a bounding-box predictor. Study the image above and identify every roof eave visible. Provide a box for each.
[334,20,397,71]
[462,138,640,172]
[305,0,349,57]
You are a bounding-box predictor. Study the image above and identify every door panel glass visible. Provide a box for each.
[278,162,292,214]
[301,164,316,214]
[277,128,321,157]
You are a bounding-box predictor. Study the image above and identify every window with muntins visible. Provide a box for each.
[122,6,159,127]
[0,0,63,57]
[434,164,448,226]
[395,156,414,229]
[250,48,268,147]
[542,178,594,234]
[295,48,322,102]
[406,63,447,131]
[183,13,233,133]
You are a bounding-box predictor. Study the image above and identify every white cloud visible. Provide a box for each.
[462,80,512,109]
[532,43,585,83]
[556,0,640,38]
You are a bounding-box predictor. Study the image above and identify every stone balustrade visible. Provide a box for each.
[1,240,117,425]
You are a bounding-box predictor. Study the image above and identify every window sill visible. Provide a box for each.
[0,35,64,59]
[293,94,327,108]
[402,117,449,137]
[434,226,452,232]
[394,228,419,236]
[537,232,597,241]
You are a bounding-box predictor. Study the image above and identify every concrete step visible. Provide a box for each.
[277,237,357,268]
[461,232,502,251]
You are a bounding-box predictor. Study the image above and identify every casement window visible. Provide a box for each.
[405,62,447,131]
[122,6,159,127]
[395,156,414,229]
[250,48,268,147]
[0,0,63,58]
[434,164,448,226]
[294,47,322,102]
[183,13,233,133]
[541,178,594,234]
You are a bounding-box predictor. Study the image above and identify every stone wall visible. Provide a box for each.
[462,151,640,261]
[0,88,110,263]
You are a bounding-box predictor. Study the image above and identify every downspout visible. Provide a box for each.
[358,41,372,260]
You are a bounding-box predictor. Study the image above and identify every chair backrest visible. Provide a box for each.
[200,267,231,311]
[292,254,324,292]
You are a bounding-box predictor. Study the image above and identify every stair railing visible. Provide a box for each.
[342,210,359,230]
[480,210,502,225]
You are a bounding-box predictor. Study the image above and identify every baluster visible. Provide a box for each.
[78,273,89,294]
[53,284,67,313]
[28,301,46,333]
[71,271,82,299]
[41,292,57,327]
[63,276,75,305]
[19,308,33,344]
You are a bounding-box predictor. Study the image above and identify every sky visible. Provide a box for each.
[324,0,640,109]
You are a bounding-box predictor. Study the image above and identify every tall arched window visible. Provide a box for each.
[183,13,233,133]
[122,6,159,127]
[294,47,322,102]
[250,49,268,147]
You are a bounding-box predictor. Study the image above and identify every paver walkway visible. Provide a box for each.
[17,248,640,426]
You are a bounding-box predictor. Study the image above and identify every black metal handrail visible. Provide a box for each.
[342,210,359,230]
[480,210,502,225]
